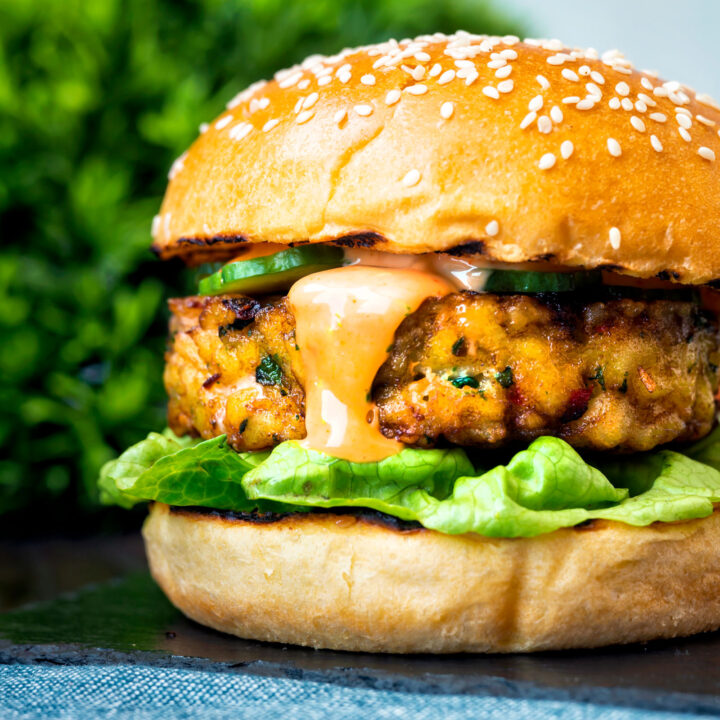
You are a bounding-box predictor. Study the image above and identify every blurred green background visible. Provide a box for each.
[0,0,523,534]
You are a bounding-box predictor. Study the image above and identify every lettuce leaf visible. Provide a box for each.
[591,451,720,526]
[245,437,627,537]
[98,429,198,508]
[100,427,720,538]
[241,441,475,520]
[99,430,278,511]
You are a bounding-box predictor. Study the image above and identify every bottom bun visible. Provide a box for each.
[143,502,720,654]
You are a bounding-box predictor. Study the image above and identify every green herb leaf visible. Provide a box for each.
[450,376,479,389]
[451,337,466,356]
[256,355,283,386]
[589,365,606,390]
[494,366,514,388]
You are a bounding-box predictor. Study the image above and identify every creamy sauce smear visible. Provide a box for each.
[289,266,452,462]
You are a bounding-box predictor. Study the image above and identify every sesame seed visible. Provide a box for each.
[579,65,591,76]
[318,76,332,86]
[293,97,304,114]
[411,65,426,81]
[485,220,500,236]
[585,82,602,99]
[229,122,253,141]
[615,82,630,97]
[561,140,574,159]
[520,112,537,129]
[641,77,654,91]
[262,118,279,132]
[296,110,315,124]
[500,48,518,60]
[678,127,691,142]
[676,113,692,129]
[550,105,563,123]
[529,95,544,112]
[354,104,373,116]
[440,101,454,119]
[303,92,319,109]
[538,153,557,170]
[415,51,431,62]
[621,98,633,111]
[429,63,442,78]
[536,74,550,90]
[487,59,506,69]
[498,79,514,93]
[385,90,401,105]
[437,69,455,85]
[576,98,595,110]
[650,134,663,152]
[338,69,351,83]
[562,96,581,105]
[590,70,605,85]
[630,116,646,132]
[406,83,428,95]
[215,116,232,130]
[334,109,347,126]
[297,78,310,90]
[609,97,621,110]
[482,86,500,99]
[278,72,303,89]
[402,169,421,187]
[538,115,552,134]
[653,86,669,98]
[495,65,513,79]
[635,100,648,113]
[649,113,667,123]
[638,92,657,107]
[609,227,621,250]
[607,138,622,157]
[361,74,376,86]
[199,122,209,134]
[562,68,580,82]
[546,55,565,66]
[697,114,717,127]
[698,146,716,161]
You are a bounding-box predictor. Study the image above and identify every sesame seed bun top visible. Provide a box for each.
[152,32,720,285]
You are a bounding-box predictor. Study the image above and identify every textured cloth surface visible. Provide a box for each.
[0,663,709,720]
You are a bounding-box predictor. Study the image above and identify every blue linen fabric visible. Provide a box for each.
[0,663,709,720]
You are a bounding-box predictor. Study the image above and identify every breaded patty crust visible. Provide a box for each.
[165,292,720,453]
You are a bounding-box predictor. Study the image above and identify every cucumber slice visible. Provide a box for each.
[484,269,602,293]
[198,246,345,296]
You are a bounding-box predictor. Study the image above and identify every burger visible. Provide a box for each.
[100,32,720,653]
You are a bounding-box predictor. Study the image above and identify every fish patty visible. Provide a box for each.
[165,292,720,453]
[374,293,720,452]
[165,295,304,451]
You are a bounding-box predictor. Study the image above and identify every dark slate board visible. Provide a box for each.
[1,572,720,715]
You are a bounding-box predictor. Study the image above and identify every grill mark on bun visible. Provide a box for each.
[169,505,424,532]
[166,505,621,534]
[331,232,385,248]
[443,241,486,257]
